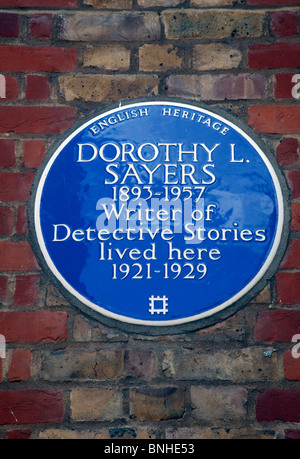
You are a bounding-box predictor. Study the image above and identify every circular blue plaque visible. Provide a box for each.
[30,100,289,333]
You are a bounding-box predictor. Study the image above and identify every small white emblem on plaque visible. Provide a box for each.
[149,295,168,315]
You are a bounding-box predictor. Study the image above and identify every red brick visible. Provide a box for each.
[4,76,19,100]
[270,11,298,38]
[0,389,63,424]
[130,388,185,421]
[0,0,76,6]
[286,170,300,200]
[285,430,300,440]
[277,272,300,305]
[248,43,300,69]
[6,430,31,439]
[274,73,295,99]
[0,45,77,73]
[0,241,40,271]
[0,311,67,342]
[23,140,45,168]
[280,240,300,270]
[30,14,52,40]
[276,137,298,166]
[248,105,300,134]
[284,350,300,381]
[255,310,300,341]
[256,389,300,422]
[291,203,300,231]
[0,275,9,302]
[26,75,50,101]
[0,206,14,234]
[166,73,266,101]
[0,139,15,168]
[0,13,21,38]
[0,106,77,134]
[0,172,34,201]
[13,274,40,306]
[8,349,32,382]
[16,205,28,234]
[248,0,300,5]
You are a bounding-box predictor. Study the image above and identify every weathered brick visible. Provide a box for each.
[0,46,77,73]
[84,0,132,7]
[286,170,300,200]
[23,140,46,169]
[194,310,246,342]
[248,105,300,134]
[0,172,34,201]
[83,45,130,71]
[6,430,31,439]
[8,349,32,382]
[0,106,77,134]
[0,13,21,38]
[162,10,264,40]
[45,284,69,307]
[3,76,19,100]
[248,0,299,6]
[0,139,15,168]
[0,389,63,425]
[130,388,185,421]
[191,386,247,420]
[41,349,125,381]
[162,348,278,382]
[249,43,300,69]
[60,12,161,42]
[256,389,300,422]
[284,350,300,381]
[13,274,40,306]
[0,275,9,302]
[166,74,266,101]
[0,206,14,234]
[0,0,76,6]
[274,73,295,99]
[38,427,152,439]
[59,74,158,102]
[285,430,300,440]
[192,0,233,5]
[125,349,157,380]
[16,205,28,234]
[26,75,50,101]
[193,44,242,71]
[255,310,300,342]
[139,44,183,72]
[0,241,39,271]
[291,202,300,231]
[72,315,92,341]
[280,240,300,270]
[270,11,298,38]
[0,311,67,342]
[276,272,300,305]
[30,14,53,40]
[276,138,299,166]
[165,426,275,440]
[138,0,184,6]
[71,388,123,421]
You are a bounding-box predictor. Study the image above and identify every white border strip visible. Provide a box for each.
[34,102,284,327]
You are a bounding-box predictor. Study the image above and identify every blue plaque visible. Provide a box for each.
[30,100,289,333]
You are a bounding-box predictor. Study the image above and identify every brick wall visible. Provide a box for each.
[0,0,299,440]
